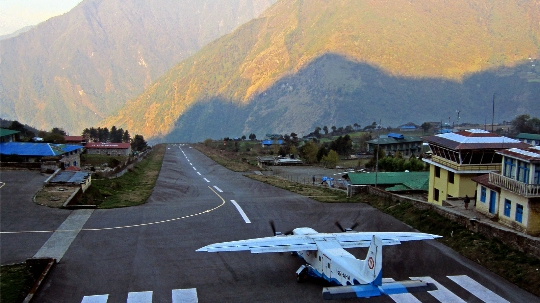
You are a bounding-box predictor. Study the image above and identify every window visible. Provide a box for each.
[534,166,540,185]
[434,188,439,202]
[480,187,486,203]
[504,158,515,178]
[435,167,441,178]
[504,199,511,217]
[517,161,530,183]
[516,204,523,223]
[448,171,454,184]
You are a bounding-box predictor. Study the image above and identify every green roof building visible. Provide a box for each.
[347,171,429,192]
[366,133,423,156]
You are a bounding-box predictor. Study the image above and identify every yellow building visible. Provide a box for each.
[422,129,528,205]
[479,146,540,236]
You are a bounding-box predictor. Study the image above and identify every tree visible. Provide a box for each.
[322,150,339,168]
[249,133,256,140]
[299,141,318,164]
[131,135,148,152]
[51,127,67,136]
[323,126,328,135]
[331,126,337,133]
[43,133,65,144]
[421,122,432,134]
[122,130,131,143]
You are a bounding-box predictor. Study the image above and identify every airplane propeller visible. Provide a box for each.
[335,221,359,232]
[270,220,293,236]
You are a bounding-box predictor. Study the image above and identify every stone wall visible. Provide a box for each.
[348,185,540,259]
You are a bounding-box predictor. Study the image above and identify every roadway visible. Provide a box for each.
[1,144,538,302]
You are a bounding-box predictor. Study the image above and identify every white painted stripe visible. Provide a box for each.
[203,178,210,183]
[34,209,93,261]
[81,294,108,303]
[196,172,201,175]
[382,278,421,303]
[230,200,251,223]
[213,186,223,193]
[127,291,152,302]
[410,276,465,303]
[192,167,196,170]
[189,163,192,165]
[447,275,509,303]
[172,288,198,303]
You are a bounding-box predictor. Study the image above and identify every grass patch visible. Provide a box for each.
[0,263,34,303]
[83,144,166,208]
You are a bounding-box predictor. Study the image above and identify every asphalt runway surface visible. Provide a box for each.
[1,145,538,302]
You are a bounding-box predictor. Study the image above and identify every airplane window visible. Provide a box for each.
[319,256,321,261]
[327,263,330,268]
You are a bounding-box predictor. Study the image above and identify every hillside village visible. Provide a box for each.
[2,116,539,239]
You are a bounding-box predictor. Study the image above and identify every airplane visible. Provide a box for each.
[197,222,442,299]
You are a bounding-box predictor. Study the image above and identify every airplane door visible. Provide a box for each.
[322,254,332,279]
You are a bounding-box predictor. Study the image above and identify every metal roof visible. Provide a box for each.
[367,135,422,145]
[49,171,90,184]
[0,128,19,137]
[348,172,429,189]
[424,129,528,150]
[497,146,540,163]
[85,142,131,149]
[515,133,540,140]
[0,142,83,156]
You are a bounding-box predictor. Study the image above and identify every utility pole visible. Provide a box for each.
[492,93,495,132]
[375,120,381,187]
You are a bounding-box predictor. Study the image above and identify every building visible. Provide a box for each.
[347,172,429,192]
[422,129,528,205]
[85,142,131,156]
[64,136,86,145]
[474,146,540,236]
[366,133,423,156]
[0,128,19,142]
[515,133,540,147]
[0,142,84,168]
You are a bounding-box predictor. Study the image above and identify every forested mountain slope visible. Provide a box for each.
[0,0,276,133]
[103,0,540,142]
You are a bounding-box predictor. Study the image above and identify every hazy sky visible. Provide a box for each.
[0,0,83,36]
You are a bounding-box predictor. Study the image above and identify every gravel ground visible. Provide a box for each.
[260,165,357,186]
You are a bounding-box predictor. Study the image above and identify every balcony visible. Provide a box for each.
[489,172,540,198]
[429,156,501,172]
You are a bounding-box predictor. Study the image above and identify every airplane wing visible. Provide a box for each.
[196,232,441,253]
[333,232,442,249]
[196,235,317,253]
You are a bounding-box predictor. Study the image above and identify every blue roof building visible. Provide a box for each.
[0,142,84,168]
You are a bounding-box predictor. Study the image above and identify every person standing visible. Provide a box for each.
[464,195,470,210]
[312,175,315,185]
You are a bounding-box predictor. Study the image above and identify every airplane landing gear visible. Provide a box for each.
[296,265,309,283]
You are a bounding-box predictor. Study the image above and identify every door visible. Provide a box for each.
[322,254,332,280]
[489,190,496,214]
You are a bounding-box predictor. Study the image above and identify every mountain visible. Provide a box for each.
[103,0,540,142]
[0,26,35,41]
[0,0,276,134]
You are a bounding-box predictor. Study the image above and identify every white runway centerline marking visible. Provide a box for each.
[196,172,201,175]
[213,186,223,193]
[230,200,251,223]
[447,275,509,303]
[203,178,210,183]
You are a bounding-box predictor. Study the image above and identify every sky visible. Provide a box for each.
[0,0,83,36]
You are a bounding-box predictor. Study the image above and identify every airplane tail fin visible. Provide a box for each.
[359,235,383,286]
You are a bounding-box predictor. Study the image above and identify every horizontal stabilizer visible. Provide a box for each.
[322,280,437,300]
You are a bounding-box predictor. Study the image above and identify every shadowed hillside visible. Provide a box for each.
[161,54,540,143]
[103,0,539,141]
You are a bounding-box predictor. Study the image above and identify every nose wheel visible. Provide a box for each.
[296,265,309,283]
